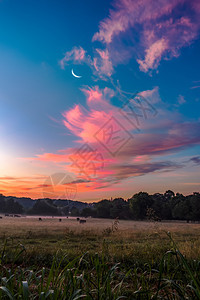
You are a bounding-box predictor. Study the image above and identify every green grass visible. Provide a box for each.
[0,235,200,299]
[0,218,200,298]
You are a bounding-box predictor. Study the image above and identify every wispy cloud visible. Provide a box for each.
[93,48,113,78]
[190,80,200,89]
[174,94,187,107]
[59,46,86,69]
[190,85,200,89]
[59,46,114,79]
[59,0,200,77]
[110,161,181,182]
[189,156,200,165]
[29,87,200,189]
[0,175,47,198]
[177,95,186,105]
[92,0,200,74]
[137,39,168,72]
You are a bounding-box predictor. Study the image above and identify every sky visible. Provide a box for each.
[0,0,200,202]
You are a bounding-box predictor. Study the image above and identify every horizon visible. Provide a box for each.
[1,190,199,204]
[1,0,200,202]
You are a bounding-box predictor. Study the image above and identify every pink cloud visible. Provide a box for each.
[93,0,180,44]
[177,95,186,105]
[34,152,70,163]
[29,86,200,189]
[59,46,114,78]
[92,0,200,73]
[61,86,135,147]
[119,122,200,158]
[62,87,200,184]
[191,85,200,89]
[140,87,161,104]
[137,38,168,72]
[83,86,103,103]
[59,0,200,77]
[62,104,88,136]
[59,46,86,69]
[93,48,113,77]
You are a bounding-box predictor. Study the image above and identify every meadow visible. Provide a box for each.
[0,216,200,299]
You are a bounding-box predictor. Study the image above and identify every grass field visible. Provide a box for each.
[0,216,200,299]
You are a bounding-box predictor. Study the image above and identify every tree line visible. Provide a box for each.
[81,190,200,222]
[0,191,200,221]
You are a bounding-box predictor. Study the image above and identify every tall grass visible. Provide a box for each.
[0,233,200,299]
[0,245,127,299]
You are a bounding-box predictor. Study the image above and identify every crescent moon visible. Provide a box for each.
[71,69,82,78]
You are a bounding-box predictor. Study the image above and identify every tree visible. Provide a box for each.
[28,200,59,215]
[172,200,190,220]
[129,192,153,220]
[189,192,200,221]
[70,206,79,216]
[0,195,6,212]
[152,193,164,219]
[160,190,176,220]
[4,198,24,214]
[95,200,111,218]
[164,190,175,201]
[81,207,96,217]
[62,206,70,216]
[110,198,130,219]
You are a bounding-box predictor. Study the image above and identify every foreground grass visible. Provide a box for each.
[0,234,200,299]
[0,218,200,298]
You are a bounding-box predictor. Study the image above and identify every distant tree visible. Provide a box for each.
[189,192,200,221]
[0,194,4,200]
[0,195,6,212]
[4,198,24,214]
[164,190,175,201]
[0,189,199,221]
[110,198,130,219]
[160,190,176,220]
[70,206,79,216]
[151,193,164,219]
[46,199,56,206]
[129,192,153,220]
[28,200,59,215]
[172,199,190,220]
[81,207,96,217]
[95,200,111,218]
[110,198,123,219]
[62,206,70,216]
[161,202,172,220]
